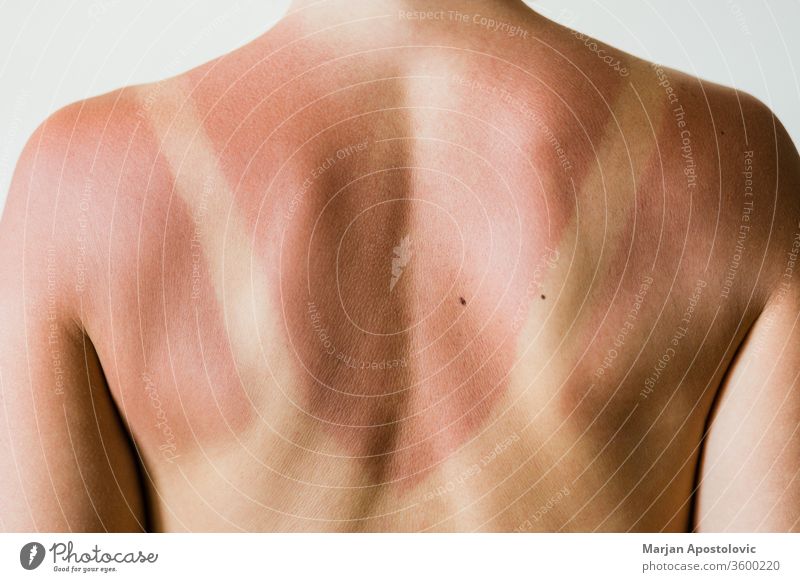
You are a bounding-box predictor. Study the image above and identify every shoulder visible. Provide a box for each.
[0,85,168,318]
[624,58,799,292]
[721,90,800,293]
[3,86,159,224]
[764,112,800,300]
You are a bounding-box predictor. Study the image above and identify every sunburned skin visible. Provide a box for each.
[1,0,799,533]
[144,73,574,488]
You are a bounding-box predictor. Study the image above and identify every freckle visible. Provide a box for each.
[459,297,467,306]
[721,130,726,136]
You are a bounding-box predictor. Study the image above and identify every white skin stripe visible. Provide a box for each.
[137,85,287,391]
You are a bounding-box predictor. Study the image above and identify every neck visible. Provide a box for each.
[289,0,534,17]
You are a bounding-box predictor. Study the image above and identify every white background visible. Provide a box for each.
[1,0,799,213]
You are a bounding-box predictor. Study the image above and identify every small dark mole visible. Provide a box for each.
[540,295,546,300]
[721,130,726,136]
[459,297,467,306]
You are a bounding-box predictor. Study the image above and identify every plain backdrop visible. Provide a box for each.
[1,0,799,214]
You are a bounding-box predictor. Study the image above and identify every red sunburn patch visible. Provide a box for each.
[274,135,577,488]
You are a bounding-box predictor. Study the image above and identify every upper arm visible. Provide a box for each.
[0,105,146,532]
[695,291,800,532]
[695,113,800,533]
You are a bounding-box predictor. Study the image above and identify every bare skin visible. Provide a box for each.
[1,0,799,532]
